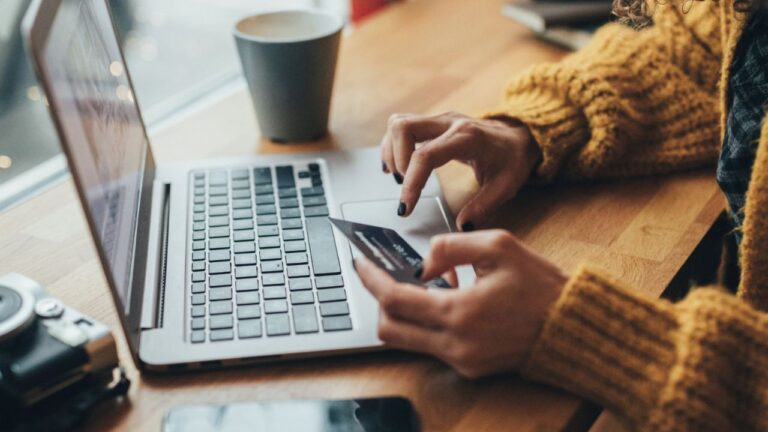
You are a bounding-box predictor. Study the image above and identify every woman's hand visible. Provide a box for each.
[355,229,567,378]
[380,112,540,231]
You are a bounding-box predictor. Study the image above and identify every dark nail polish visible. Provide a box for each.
[414,265,423,279]
[397,201,406,216]
[382,160,388,173]
[393,172,403,185]
[461,221,475,232]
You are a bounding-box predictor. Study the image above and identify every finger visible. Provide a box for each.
[442,268,459,288]
[455,172,518,230]
[389,114,452,176]
[377,311,446,354]
[400,129,476,216]
[421,231,510,280]
[356,257,452,328]
[380,125,396,175]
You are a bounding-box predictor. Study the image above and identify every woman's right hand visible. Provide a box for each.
[380,112,541,231]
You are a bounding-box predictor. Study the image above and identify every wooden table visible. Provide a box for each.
[0,0,724,430]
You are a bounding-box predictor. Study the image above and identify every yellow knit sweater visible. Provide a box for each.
[487,1,768,430]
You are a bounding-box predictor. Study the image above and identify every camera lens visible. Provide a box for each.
[0,286,23,322]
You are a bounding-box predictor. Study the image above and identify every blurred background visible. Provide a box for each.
[0,0,392,211]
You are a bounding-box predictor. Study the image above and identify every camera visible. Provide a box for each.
[0,273,125,431]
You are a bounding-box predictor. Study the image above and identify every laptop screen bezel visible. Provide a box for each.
[22,0,157,364]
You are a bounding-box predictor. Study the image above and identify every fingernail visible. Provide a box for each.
[461,221,475,232]
[397,201,406,216]
[414,265,423,279]
[381,160,388,173]
[393,172,403,185]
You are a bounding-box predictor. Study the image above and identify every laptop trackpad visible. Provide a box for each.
[340,196,451,263]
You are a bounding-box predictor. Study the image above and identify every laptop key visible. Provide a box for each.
[191,305,206,317]
[260,249,282,261]
[232,199,252,209]
[209,274,232,287]
[209,287,232,301]
[285,252,308,265]
[287,265,310,278]
[233,209,253,220]
[209,227,230,238]
[266,314,291,336]
[256,204,277,215]
[256,194,275,205]
[209,238,230,250]
[194,196,205,204]
[282,229,304,241]
[209,301,233,315]
[280,208,301,219]
[281,218,303,230]
[192,251,206,261]
[263,273,285,286]
[317,288,346,303]
[209,186,227,196]
[304,206,329,218]
[276,166,295,188]
[235,278,259,292]
[290,291,314,305]
[232,189,250,199]
[298,171,310,178]
[302,196,327,207]
[209,206,228,217]
[254,184,274,195]
[238,320,263,338]
[192,272,205,282]
[253,167,272,185]
[209,196,228,206]
[261,261,284,273]
[289,278,312,291]
[293,305,319,333]
[194,187,205,196]
[193,241,205,251]
[209,261,231,274]
[258,225,279,237]
[259,237,280,249]
[191,283,206,294]
[301,186,324,197]
[232,169,249,180]
[231,179,250,190]
[235,266,258,279]
[236,291,260,305]
[191,294,206,305]
[234,253,257,266]
[192,261,205,272]
[209,250,231,262]
[210,315,234,329]
[305,217,341,275]
[278,187,297,198]
[279,198,299,208]
[319,301,350,317]
[193,222,205,231]
[315,275,343,289]
[312,177,323,186]
[237,305,261,319]
[193,204,205,213]
[193,213,205,222]
[308,163,320,172]
[257,215,278,225]
[284,240,306,253]
[191,331,205,343]
[322,316,353,332]
[263,286,287,300]
[264,300,288,314]
[210,329,234,341]
[209,216,229,227]
[233,219,254,230]
[209,171,228,186]
[234,242,256,253]
[191,318,205,330]
[234,230,255,242]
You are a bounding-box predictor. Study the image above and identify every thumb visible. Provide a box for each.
[456,175,516,231]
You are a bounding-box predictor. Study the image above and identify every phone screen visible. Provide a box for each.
[163,396,420,432]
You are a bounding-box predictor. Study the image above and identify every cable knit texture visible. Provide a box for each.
[484,1,768,430]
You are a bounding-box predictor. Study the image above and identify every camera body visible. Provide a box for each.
[0,273,119,414]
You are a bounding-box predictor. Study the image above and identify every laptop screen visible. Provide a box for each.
[39,0,149,314]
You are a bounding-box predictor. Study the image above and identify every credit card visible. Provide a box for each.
[329,217,452,289]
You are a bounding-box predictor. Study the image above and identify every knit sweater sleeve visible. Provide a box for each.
[484,4,723,182]
[523,265,768,431]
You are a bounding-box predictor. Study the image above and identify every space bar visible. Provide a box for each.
[306,217,342,275]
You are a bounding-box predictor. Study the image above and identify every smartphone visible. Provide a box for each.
[163,396,420,432]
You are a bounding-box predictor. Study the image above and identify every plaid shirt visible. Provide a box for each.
[716,10,768,246]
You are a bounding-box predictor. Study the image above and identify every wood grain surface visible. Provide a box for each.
[0,0,723,430]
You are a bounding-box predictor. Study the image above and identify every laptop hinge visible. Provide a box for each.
[140,182,171,330]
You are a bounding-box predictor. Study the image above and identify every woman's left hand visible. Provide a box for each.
[355,229,568,378]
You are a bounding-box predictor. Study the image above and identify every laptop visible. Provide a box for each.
[22,0,471,371]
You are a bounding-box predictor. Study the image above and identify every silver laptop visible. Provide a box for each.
[22,0,470,371]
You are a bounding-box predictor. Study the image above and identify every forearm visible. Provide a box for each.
[524,265,768,431]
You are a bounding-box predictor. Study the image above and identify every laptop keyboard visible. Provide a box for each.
[188,162,352,343]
